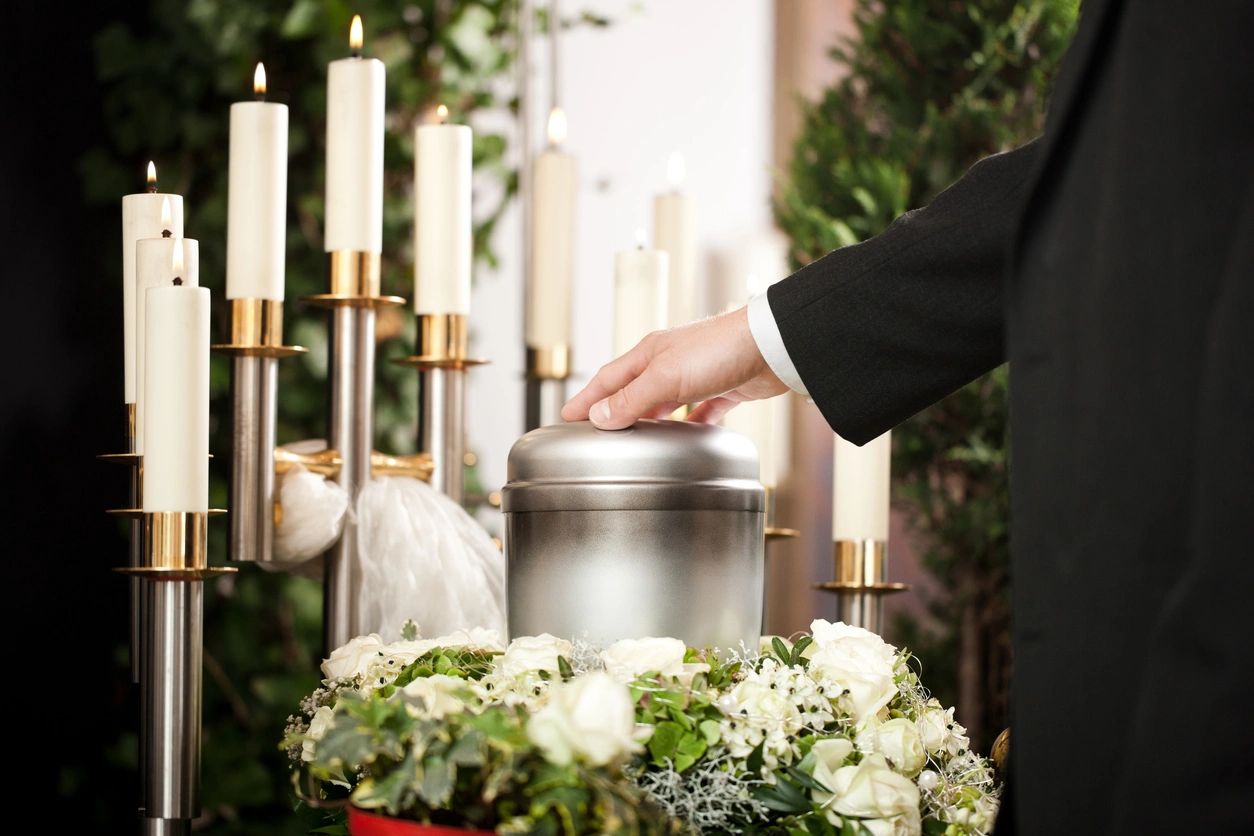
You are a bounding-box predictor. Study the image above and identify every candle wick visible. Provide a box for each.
[351,48,362,59]
[255,91,266,102]
[173,278,183,286]
[146,184,158,194]
[162,229,173,238]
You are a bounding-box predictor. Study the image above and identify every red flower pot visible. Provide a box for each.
[348,806,494,836]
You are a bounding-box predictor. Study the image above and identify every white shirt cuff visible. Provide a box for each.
[747,292,809,396]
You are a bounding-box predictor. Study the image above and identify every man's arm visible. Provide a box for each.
[769,139,1040,444]
[563,140,1040,432]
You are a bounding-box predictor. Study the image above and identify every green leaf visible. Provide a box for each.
[698,718,721,745]
[772,637,792,663]
[557,655,574,681]
[791,635,815,665]
[646,721,683,764]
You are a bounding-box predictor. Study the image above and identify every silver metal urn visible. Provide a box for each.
[502,419,765,649]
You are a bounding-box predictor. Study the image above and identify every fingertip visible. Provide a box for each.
[589,399,612,427]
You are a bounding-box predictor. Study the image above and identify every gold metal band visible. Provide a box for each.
[114,511,236,579]
[417,314,470,362]
[126,403,137,449]
[212,299,306,357]
[146,511,208,571]
[526,344,572,380]
[328,250,382,297]
[273,447,434,481]
[833,539,888,585]
[229,298,284,347]
[813,539,907,593]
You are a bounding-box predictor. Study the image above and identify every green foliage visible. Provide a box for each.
[773,0,1077,746]
[84,1,526,830]
[301,692,673,834]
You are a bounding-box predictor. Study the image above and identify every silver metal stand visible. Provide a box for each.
[228,355,278,563]
[418,366,466,501]
[324,304,376,651]
[141,580,202,835]
[525,377,566,431]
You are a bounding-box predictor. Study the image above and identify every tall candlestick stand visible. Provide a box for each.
[396,314,487,502]
[815,539,907,634]
[99,411,143,684]
[212,298,306,565]
[525,345,570,429]
[305,250,404,651]
[117,511,235,836]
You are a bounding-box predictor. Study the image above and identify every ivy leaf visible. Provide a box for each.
[646,721,684,764]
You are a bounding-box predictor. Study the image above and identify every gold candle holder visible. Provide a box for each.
[394,313,489,369]
[814,539,908,633]
[525,344,572,380]
[116,511,236,580]
[211,298,308,357]
[303,250,404,308]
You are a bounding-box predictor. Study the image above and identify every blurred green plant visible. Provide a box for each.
[774,0,1078,749]
[84,1,533,831]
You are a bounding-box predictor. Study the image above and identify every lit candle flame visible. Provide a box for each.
[349,14,364,51]
[172,240,185,277]
[436,104,449,124]
[666,151,685,190]
[253,62,267,96]
[160,197,172,230]
[547,107,567,146]
[146,160,157,190]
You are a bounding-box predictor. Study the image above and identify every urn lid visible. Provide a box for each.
[501,419,764,513]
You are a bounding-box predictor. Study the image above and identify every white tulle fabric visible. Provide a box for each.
[270,444,506,641]
[355,476,506,641]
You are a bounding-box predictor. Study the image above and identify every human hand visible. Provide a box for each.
[561,306,788,430]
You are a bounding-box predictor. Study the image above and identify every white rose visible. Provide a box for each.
[858,718,927,776]
[808,643,898,725]
[497,633,572,678]
[321,633,387,680]
[916,701,969,757]
[863,816,922,836]
[400,674,468,719]
[809,620,898,666]
[601,637,706,683]
[828,754,921,832]
[729,679,795,726]
[810,737,856,816]
[302,705,335,762]
[526,672,640,766]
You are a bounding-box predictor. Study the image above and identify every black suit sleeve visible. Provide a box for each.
[767,139,1040,444]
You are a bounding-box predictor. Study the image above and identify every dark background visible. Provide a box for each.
[8,2,145,821]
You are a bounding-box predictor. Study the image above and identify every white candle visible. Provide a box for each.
[653,152,696,327]
[134,237,200,455]
[226,62,288,300]
[121,164,184,402]
[413,105,472,314]
[142,284,210,512]
[832,430,892,542]
[324,16,385,253]
[526,108,577,348]
[723,395,790,488]
[613,241,669,356]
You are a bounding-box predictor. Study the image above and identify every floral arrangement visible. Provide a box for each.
[286,621,999,835]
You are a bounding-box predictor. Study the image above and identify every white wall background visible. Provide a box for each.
[466,0,775,529]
